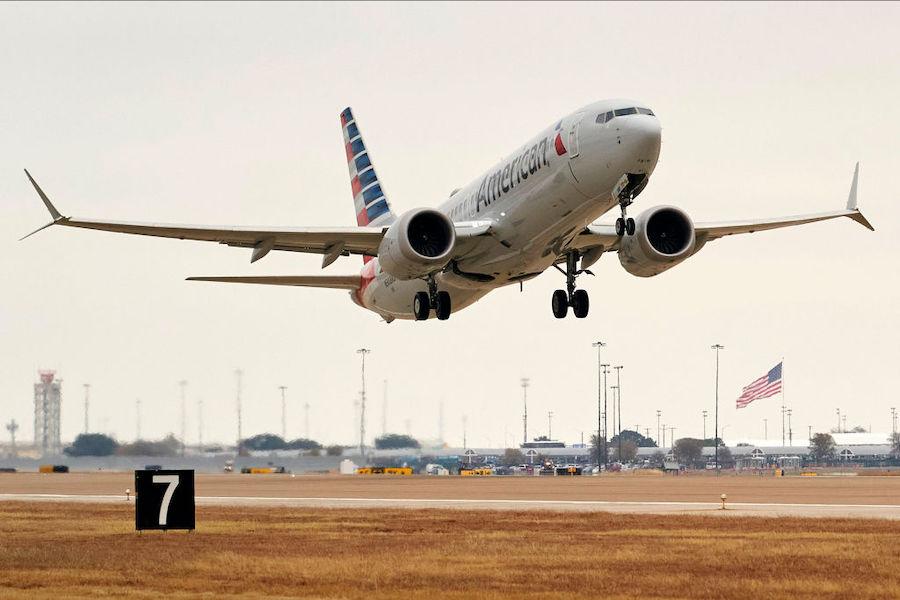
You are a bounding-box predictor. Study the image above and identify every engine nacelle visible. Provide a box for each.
[377,208,456,280]
[618,206,695,277]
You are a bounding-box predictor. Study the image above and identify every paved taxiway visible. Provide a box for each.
[2,472,900,519]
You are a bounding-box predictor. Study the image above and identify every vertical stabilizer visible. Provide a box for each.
[340,108,396,230]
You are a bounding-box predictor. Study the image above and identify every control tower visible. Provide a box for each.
[34,370,62,455]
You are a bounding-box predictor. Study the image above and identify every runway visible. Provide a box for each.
[3,491,900,519]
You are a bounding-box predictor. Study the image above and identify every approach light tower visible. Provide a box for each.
[521,378,530,445]
[357,348,371,456]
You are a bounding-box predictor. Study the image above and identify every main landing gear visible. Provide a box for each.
[413,275,451,321]
[551,251,591,319]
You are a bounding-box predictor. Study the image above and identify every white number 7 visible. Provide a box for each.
[152,474,179,526]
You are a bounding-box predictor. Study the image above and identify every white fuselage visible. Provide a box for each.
[355,99,662,320]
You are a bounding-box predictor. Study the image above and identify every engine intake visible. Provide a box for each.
[377,208,456,280]
[618,205,695,277]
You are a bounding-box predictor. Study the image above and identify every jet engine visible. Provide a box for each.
[377,208,456,280]
[618,205,695,277]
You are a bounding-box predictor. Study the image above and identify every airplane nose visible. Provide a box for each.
[627,116,662,157]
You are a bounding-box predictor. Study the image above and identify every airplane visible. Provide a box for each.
[23,99,873,322]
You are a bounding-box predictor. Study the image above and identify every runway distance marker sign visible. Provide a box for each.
[134,469,195,531]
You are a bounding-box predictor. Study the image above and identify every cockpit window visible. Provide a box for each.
[597,107,654,124]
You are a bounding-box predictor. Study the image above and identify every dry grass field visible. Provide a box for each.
[1,501,899,599]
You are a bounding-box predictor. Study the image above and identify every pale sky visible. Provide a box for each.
[1,2,898,450]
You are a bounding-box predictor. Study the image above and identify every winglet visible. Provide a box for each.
[21,170,69,241]
[25,169,63,221]
[844,162,874,231]
[846,162,859,210]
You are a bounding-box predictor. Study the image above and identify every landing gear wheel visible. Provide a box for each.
[615,218,625,237]
[413,291,430,321]
[435,291,451,321]
[552,289,568,319]
[625,217,636,236]
[571,289,589,318]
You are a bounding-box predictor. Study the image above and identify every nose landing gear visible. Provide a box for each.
[413,275,452,321]
[613,173,647,237]
[551,251,592,319]
[615,195,636,237]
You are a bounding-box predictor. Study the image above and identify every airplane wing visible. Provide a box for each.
[186,275,361,289]
[22,170,492,267]
[570,163,873,257]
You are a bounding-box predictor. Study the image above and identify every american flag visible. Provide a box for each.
[736,362,782,409]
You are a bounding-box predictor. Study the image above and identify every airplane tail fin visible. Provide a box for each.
[340,107,396,232]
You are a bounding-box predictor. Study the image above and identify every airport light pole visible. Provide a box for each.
[462,414,468,449]
[836,408,841,433]
[592,341,606,467]
[614,365,623,459]
[521,378,530,445]
[304,402,310,439]
[83,383,90,434]
[601,364,610,465]
[656,410,662,448]
[179,380,187,456]
[609,385,618,452]
[136,398,142,441]
[711,344,725,474]
[279,386,288,440]
[547,411,553,440]
[787,408,793,446]
[702,410,708,441]
[6,419,18,458]
[357,348,371,457]
[197,398,203,449]
[235,369,243,452]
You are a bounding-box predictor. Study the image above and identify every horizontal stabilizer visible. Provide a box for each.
[186,275,361,290]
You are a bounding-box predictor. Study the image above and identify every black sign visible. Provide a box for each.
[135,469,195,531]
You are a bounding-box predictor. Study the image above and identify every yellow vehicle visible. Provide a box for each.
[356,466,413,475]
[460,468,492,476]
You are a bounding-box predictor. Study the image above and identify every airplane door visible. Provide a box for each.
[568,113,584,158]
